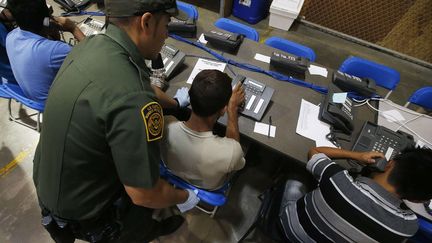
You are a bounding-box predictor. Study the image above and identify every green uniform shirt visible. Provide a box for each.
[33,24,163,220]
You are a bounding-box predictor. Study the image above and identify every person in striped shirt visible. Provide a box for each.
[280,146,432,242]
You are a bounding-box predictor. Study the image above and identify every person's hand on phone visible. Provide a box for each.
[228,82,245,113]
[50,16,85,42]
[51,16,77,32]
[355,151,385,165]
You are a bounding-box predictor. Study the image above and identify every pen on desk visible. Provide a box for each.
[268,116,272,138]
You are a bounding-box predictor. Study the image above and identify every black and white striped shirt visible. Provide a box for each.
[280,153,418,242]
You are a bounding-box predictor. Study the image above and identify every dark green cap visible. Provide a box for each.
[105,0,187,19]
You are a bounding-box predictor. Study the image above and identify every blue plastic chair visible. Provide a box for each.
[214,18,259,41]
[264,36,316,62]
[176,1,199,20]
[3,83,45,131]
[404,86,432,110]
[410,216,432,243]
[0,83,11,99]
[159,161,230,217]
[339,56,400,98]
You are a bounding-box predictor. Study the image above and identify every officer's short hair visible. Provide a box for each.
[189,70,232,117]
[7,0,50,33]
[388,147,432,201]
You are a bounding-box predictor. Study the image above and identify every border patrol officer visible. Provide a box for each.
[33,0,199,242]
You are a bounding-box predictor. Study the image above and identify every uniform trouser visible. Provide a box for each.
[41,201,163,243]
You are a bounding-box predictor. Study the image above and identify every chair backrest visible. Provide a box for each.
[3,83,45,111]
[339,56,400,91]
[264,36,316,62]
[214,18,259,41]
[176,1,199,20]
[159,162,227,206]
[406,86,432,110]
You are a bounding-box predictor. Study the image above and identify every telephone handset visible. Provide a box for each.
[270,51,309,74]
[168,17,197,38]
[204,30,244,53]
[319,83,354,135]
[333,70,376,97]
[159,44,185,80]
[54,0,90,12]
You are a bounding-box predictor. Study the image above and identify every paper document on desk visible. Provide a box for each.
[198,34,208,44]
[308,65,328,77]
[296,99,336,147]
[378,100,432,147]
[382,109,405,123]
[254,122,276,137]
[254,53,271,63]
[187,58,226,84]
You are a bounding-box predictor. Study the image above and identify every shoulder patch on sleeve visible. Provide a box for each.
[141,102,164,142]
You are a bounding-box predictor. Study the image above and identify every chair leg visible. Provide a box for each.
[238,221,258,243]
[210,206,218,218]
[195,204,219,217]
[8,99,43,131]
[8,99,13,121]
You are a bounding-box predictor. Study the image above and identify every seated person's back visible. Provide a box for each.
[7,27,71,101]
[5,0,84,102]
[280,147,432,242]
[161,70,246,190]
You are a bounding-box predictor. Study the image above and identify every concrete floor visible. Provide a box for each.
[1,1,431,243]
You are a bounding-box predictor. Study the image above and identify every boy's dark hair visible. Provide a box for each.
[7,0,49,33]
[388,147,432,201]
[189,69,232,117]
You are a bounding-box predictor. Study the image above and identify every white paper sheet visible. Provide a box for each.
[198,33,208,44]
[186,58,226,84]
[254,122,276,137]
[332,92,348,104]
[308,64,328,77]
[382,109,406,123]
[296,99,336,147]
[254,53,271,63]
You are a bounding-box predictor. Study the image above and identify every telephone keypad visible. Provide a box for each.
[240,79,266,110]
[161,45,178,59]
[371,136,399,159]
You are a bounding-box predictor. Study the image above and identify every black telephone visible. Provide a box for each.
[232,75,274,121]
[270,51,309,74]
[79,17,105,36]
[333,70,376,97]
[160,44,186,80]
[319,83,354,135]
[352,121,415,172]
[204,30,244,53]
[54,0,90,12]
[168,18,197,38]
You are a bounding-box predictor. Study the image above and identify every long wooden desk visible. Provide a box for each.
[64,8,380,165]
[164,31,380,164]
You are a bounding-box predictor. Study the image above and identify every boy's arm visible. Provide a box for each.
[308,147,384,165]
[226,83,245,142]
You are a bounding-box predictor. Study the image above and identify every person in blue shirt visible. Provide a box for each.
[0,6,16,84]
[6,0,84,103]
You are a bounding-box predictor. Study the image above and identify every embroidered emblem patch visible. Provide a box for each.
[141,102,163,142]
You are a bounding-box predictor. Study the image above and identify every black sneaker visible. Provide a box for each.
[158,215,185,236]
